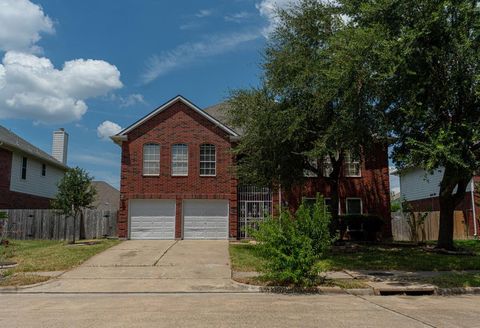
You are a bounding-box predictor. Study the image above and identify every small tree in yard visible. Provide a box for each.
[51,167,96,244]
[251,196,333,287]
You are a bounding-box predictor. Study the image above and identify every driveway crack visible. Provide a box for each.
[352,294,437,327]
[153,240,178,266]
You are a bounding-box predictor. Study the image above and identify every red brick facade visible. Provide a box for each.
[282,143,392,237]
[0,148,52,209]
[118,100,237,238]
[117,98,392,239]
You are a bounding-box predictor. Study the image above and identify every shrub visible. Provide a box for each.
[251,195,333,286]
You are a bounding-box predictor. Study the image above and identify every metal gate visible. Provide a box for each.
[238,185,273,239]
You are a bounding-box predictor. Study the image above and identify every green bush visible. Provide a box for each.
[251,196,333,286]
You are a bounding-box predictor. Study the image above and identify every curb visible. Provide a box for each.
[0,277,55,293]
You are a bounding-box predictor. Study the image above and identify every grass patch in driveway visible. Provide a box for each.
[1,239,120,275]
[229,243,265,272]
[0,274,50,287]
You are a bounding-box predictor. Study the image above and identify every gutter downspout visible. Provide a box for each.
[471,179,478,238]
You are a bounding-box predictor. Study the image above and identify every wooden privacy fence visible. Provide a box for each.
[392,211,468,241]
[0,209,117,240]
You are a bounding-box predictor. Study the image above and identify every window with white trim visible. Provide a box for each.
[323,156,333,177]
[143,143,160,176]
[344,152,361,177]
[200,144,216,176]
[304,158,318,177]
[346,198,362,215]
[172,144,188,176]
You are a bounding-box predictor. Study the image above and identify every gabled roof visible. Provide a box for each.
[112,95,239,144]
[203,102,243,136]
[0,125,68,170]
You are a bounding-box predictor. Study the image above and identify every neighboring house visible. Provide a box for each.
[0,126,68,209]
[398,167,479,237]
[112,95,391,240]
[91,181,120,211]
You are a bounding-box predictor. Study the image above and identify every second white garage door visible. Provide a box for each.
[129,199,176,240]
[183,200,229,240]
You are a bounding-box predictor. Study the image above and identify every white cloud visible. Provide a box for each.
[0,0,54,53]
[0,51,123,123]
[195,9,213,18]
[256,0,297,37]
[141,32,260,84]
[224,11,252,23]
[97,120,122,140]
[117,93,146,108]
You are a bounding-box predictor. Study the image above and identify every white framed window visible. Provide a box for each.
[346,198,363,215]
[200,144,216,176]
[172,144,188,176]
[304,158,318,177]
[344,152,361,177]
[323,156,333,177]
[143,143,160,176]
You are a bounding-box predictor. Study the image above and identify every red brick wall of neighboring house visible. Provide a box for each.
[406,176,480,237]
[118,100,237,239]
[0,148,51,209]
[283,143,392,238]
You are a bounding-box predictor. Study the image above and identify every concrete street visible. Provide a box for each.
[1,293,479,327]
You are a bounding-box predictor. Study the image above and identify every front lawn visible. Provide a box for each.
[0,239,120,286]
[416,273,480,288]
[229,240,480,272]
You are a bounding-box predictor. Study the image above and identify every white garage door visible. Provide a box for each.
[183,200,229,240]
[129,199,176,240]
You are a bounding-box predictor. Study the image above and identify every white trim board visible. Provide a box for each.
[113,95,239,139]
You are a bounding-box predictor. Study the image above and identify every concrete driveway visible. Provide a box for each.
[26,240,249,293]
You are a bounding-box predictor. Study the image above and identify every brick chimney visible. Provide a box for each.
[52,128,69,165]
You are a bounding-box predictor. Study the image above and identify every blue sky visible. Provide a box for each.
[0,0,399,192]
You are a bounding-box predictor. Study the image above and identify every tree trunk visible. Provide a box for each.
[79,210,86,240]
[437,166,470,250]
[437,193,455,250]
[71,212,77,245]
[327,152,344,239]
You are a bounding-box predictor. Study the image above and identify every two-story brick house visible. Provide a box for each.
[112,95,391,240]
[0,126,68,209]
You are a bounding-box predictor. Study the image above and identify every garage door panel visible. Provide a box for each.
[130,200,176,240]
[183,200,229,240]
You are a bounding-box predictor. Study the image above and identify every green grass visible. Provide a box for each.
[230,240,480,272]
[229,243,265,272]
[417,273,480,288]
[1,239,121,274]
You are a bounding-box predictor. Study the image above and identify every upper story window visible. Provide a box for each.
[143,143,160,176]
[21,157,27,180]
[200,144,216,176]
[304,158,318,177]
[41,164,46,176]
[323,156,333,177]
[344,152,361,177]
[172,144,188,176]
